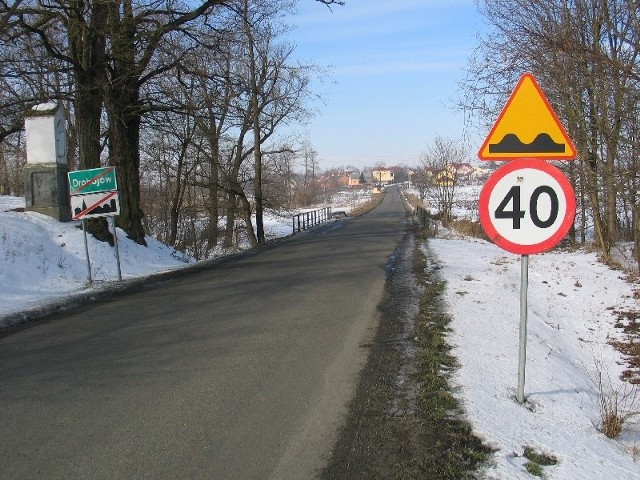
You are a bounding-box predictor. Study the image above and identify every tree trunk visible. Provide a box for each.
[238,194,258,247]
[253,124,265,243]
[168,167,183,247]
[107,99,146,246]
[585,82,610,258]
[105,69,146,245]
[69,0,112,244]
[70,0,105,173]
[634,205,640,273]
[223,191,236,249]
[207,133,220,251]
[105,0,146,245]
[242,1,266,244]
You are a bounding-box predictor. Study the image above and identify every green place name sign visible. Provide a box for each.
[68,166,118,195]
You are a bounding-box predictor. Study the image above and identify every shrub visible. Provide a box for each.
[595,363,640,438]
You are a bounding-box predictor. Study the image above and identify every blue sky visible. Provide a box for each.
[287,0,487,170]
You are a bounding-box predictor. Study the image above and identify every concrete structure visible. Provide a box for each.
[24,102,71,221]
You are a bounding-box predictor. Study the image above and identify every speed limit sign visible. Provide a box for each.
[479,158,576,255]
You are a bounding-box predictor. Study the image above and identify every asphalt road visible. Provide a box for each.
[0,187,409,480]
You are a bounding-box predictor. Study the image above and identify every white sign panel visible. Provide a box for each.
[71,191,120,220]
[479,158,576,255]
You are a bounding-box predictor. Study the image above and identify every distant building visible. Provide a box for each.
[469,166,492,182]
[328,170,367,188]
[453,162,474,180]
[330,171,351,187]
[421,163,490,185]
[435,165,456,186]
[348,172,366,187]
[371,168,394,184]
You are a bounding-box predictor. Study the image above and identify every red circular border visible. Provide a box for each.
[479,158,576,255]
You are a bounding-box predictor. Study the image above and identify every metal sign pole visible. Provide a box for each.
[517,254,529,403]
[110,217,122,281]
[81,218,92,284]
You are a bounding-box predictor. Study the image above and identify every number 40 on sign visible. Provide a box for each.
[479,158,576,255]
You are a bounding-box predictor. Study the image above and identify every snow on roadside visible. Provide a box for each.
[427,232,640,479]
[1,200,193,317]
[0,191,372,319]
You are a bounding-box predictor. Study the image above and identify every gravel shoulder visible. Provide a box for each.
[320,226,492,479]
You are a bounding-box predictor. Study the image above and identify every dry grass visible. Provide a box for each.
[349,192,383,217]
[595,363,640,438]
[611,308,640,385]
[449,218,488,240]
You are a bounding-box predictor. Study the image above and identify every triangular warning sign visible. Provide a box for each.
[478,73,577,161]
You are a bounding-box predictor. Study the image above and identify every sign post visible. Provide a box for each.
[68,166,122,282]
[479,158,576,403]
[81,216,92,284]
[518,254,529,404]
[478,73,577,404]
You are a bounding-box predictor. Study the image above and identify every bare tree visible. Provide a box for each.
[460,0,639,266]
[103,1,230,245]
[301,141,318,186]
[420,136,466,226]
[411,169,430,203]
[2,1,113,240]
[1,0,343,253]
[104,0,338,245]
[228,0,315,244]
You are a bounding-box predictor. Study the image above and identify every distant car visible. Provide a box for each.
[332,210,347,219]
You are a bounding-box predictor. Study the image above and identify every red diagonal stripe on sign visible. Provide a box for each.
[72,191,118,220]
[70,166,116,195]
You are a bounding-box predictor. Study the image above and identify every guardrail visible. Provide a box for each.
[415,205,438,236]
[292,207,332,234]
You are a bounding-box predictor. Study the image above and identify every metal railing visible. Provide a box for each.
[415,205,438,236]
[292,207,332,234]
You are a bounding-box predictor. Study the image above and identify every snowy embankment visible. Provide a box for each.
[424,182,639,480]
[0,190,371,319]
[0,196,193,318]
[429,233,639,478]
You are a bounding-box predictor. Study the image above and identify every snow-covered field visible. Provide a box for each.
[429,232,639,479]
[1,190,639,478]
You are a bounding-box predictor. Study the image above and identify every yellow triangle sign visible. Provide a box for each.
[478,73,577,161]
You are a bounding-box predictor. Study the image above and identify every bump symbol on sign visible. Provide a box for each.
[478,73,577,161]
